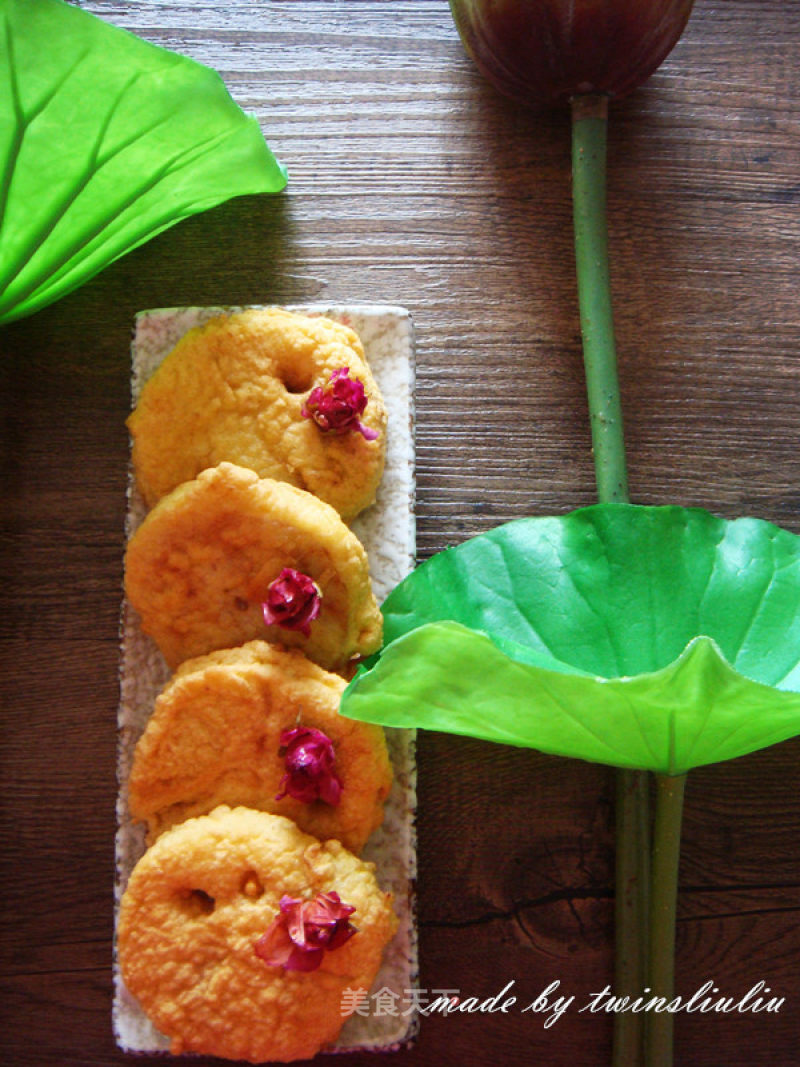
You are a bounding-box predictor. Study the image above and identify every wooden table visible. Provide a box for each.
[2,2,799,1064]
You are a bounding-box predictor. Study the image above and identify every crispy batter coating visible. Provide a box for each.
[117,806,398,1063]
[123,463,383,670]
[128,308,387,520]
[128,641,392,853]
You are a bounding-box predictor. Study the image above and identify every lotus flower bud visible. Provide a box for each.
[448,0,695,108]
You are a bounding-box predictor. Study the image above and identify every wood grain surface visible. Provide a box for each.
[1,2,799,1065]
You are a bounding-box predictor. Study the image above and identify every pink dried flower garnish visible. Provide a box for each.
[254,891,357,972]
[276,726,342,806]
[301,367,379,441]
[261,568,321,637]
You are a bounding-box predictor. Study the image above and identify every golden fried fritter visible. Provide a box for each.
[128,308,387,520]
[123,463,383,671]
[117,806,398,1063]
[128,641,392,853]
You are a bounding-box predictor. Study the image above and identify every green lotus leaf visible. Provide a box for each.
[341,504,800,772]
[0,0,287,326]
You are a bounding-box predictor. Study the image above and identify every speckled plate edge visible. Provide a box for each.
[113,304,419,1056]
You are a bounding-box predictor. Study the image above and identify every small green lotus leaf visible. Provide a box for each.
[342,623,800,773]
[381,503,800,689]
[341,504,800,771]
[0,0,287,326]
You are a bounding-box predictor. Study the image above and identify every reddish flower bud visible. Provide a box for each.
[449,0,695,108]
[302,367,379,440]
[254,892,357,972]
[261,568,321,637]
[276,726,343,807]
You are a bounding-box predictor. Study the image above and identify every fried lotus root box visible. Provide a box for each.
[115,305,417,1056]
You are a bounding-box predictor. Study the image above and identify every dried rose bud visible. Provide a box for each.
[276,726,343,806]
[261,568,321,637]
[302,367,379,441]
[254,891,357,972]
[449,0,695,108]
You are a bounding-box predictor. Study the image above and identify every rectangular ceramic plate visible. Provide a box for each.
[114,304,418,1055]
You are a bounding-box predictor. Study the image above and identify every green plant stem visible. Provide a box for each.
[647,773,687,1066]
[571,94,628,504]
[613,768,651,1066]
[571,93,649,1067]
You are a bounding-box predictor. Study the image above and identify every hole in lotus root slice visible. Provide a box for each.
[240,870,265,900]
[279,361,315,395]
[178,888,216,917]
